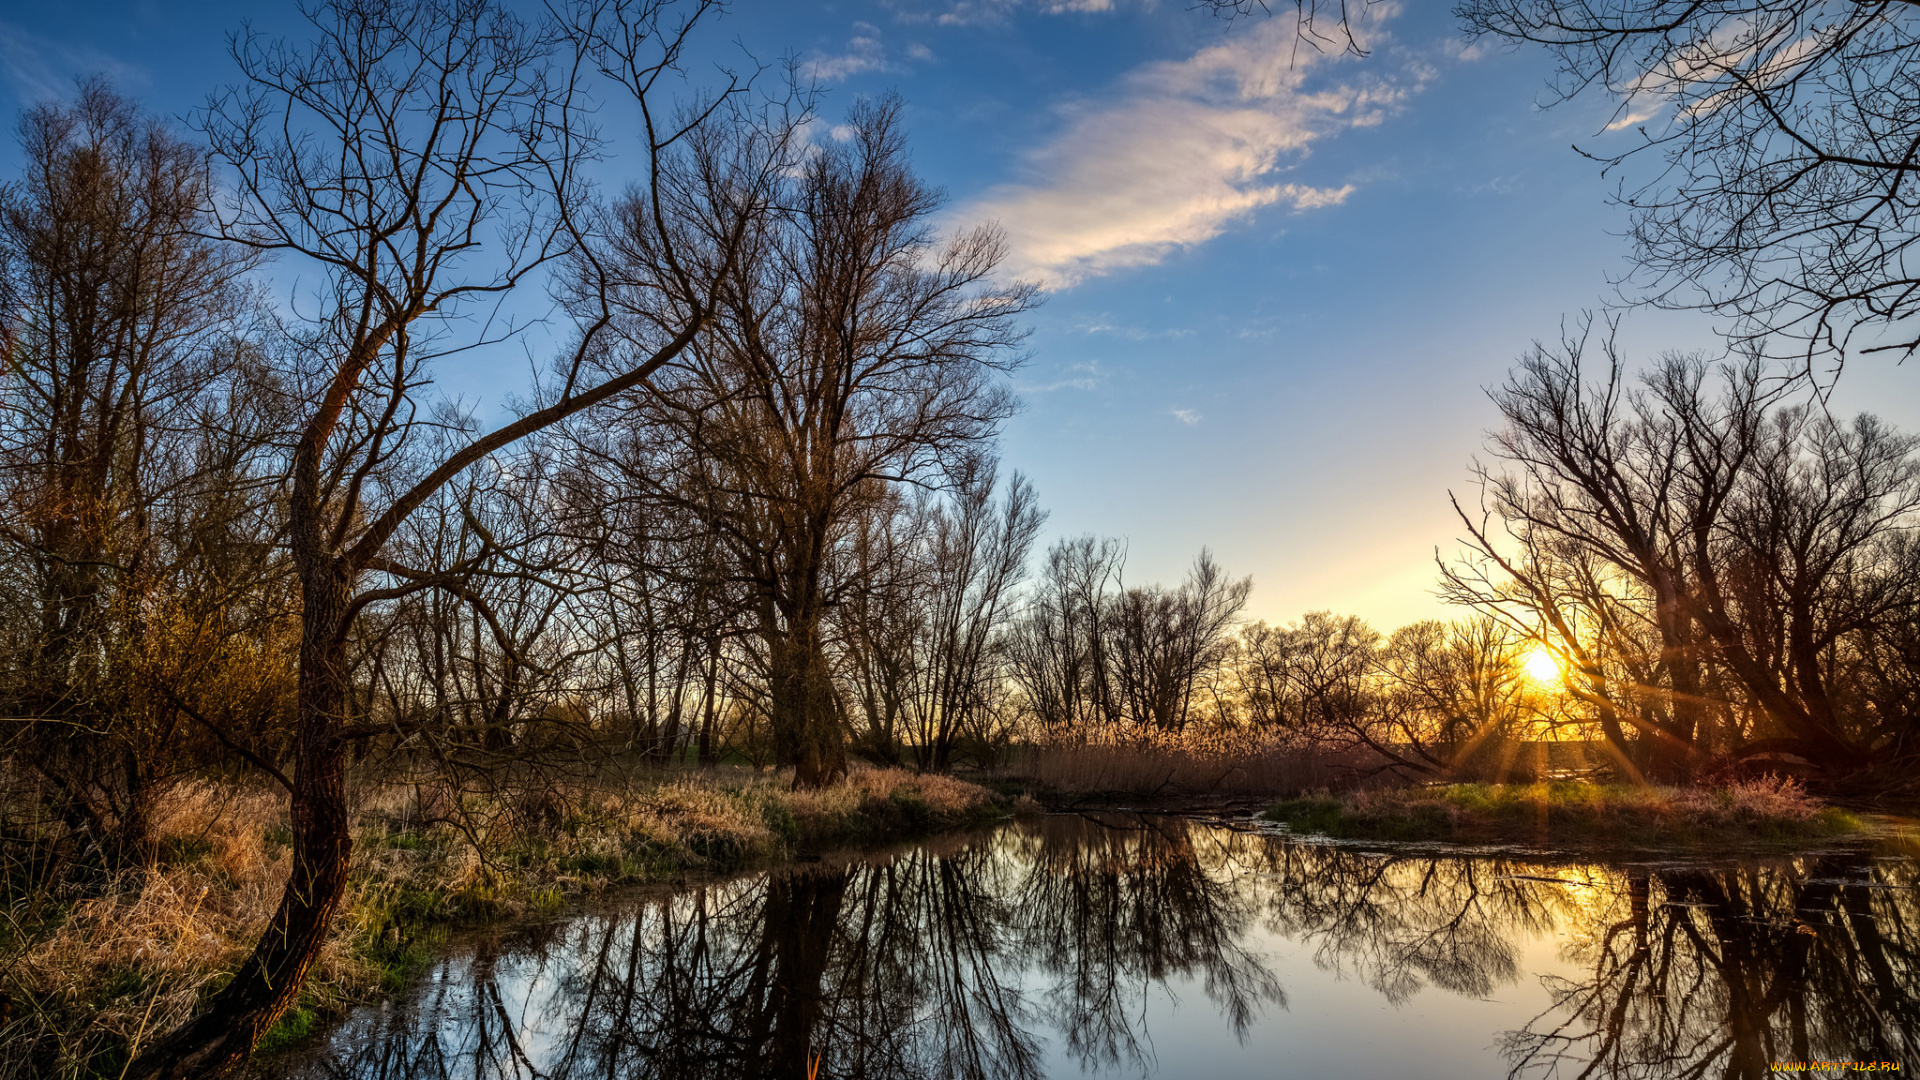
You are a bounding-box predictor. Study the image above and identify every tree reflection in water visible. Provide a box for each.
[1500,856,1920,1079]
[292,820,1920,1080]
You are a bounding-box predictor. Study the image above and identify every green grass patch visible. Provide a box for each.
[1264,779,1864,849]
[257,1005,317,1054]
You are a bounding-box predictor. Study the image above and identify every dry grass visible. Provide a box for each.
[999,731,1381,799]
[1264,775,1864,848]
[0,765,1000,1078]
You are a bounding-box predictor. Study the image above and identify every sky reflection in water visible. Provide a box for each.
[289,816,1920,1080]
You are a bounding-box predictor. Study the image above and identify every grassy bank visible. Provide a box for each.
[1263,777,1865,849]
[0,765,1004,1078]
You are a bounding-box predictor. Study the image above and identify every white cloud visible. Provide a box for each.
[1171,407,1203,426]
[946,0,1116,24]
[801,23,893,83]
[1599,25,1821,136]
[957,13,1417,289]
[1081,319,1195,341]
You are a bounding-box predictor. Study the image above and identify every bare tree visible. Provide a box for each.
[1447,326,1920,785]
[1444,323,1739,779]
[1007,535,1126,738]
[901,460,1045,768]
[582,96,1034,786]
[1372,617,1541,777]
[839,486,927,764]
[1458,0,1920,369]
[1107,551,1252,734]
[1235,611,1378,742]
[124,0,787,1071]
[1009,543,1248,741]
[0,81,273,866]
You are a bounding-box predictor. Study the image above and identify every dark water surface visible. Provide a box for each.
[289,815,1920,1079]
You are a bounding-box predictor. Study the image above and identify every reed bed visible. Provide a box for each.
[998,731,1384,799]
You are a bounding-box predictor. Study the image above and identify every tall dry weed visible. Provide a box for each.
[1004,731,1380,797]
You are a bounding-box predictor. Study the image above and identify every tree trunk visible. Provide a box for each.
[126,558,354,1079]
[698,636,719,767]
[115,755,159,870]
[768,610,846,789]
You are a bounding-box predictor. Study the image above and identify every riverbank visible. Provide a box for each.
[267,805,1920,1080]
[1,766,1007,1076]
[1261,778,1870,850]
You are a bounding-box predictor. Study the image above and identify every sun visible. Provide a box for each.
[1521,644,1564,687]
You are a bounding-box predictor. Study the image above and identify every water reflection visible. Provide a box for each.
[1502,860,1920,1078]
[294,819,1920,1080]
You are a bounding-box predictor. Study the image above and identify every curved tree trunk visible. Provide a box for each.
[126,559,354,1078]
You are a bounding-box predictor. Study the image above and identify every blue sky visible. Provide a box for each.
[3,0,1914,629]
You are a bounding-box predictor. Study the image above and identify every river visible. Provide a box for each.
[288,814,1919,1079]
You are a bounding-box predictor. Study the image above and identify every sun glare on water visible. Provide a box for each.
[1522,645,1564,687]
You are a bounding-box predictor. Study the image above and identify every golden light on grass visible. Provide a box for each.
[1522,644,1565,687]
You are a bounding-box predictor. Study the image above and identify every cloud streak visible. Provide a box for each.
[959,13,1417,289]
[1021,358,1108,393]
[0,19,142,107]
[887,0,1121,27]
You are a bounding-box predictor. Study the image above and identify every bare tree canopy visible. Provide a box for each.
[1457,0,1920,369]
[1445,321,1920,783]
[0,81,282,868]
[564,96,1035,787]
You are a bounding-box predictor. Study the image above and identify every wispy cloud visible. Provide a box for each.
[1021,358,1108,393]
[0,19,142,106]
[957,11,1418,289]
[887,0,1122,27]
[1171,407,1203,426]
[1603,110,1656,132]
[1081,318,1195,341]
[1600,25,1821,135]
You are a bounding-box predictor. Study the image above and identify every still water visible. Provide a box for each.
[291,815,1919,1079]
